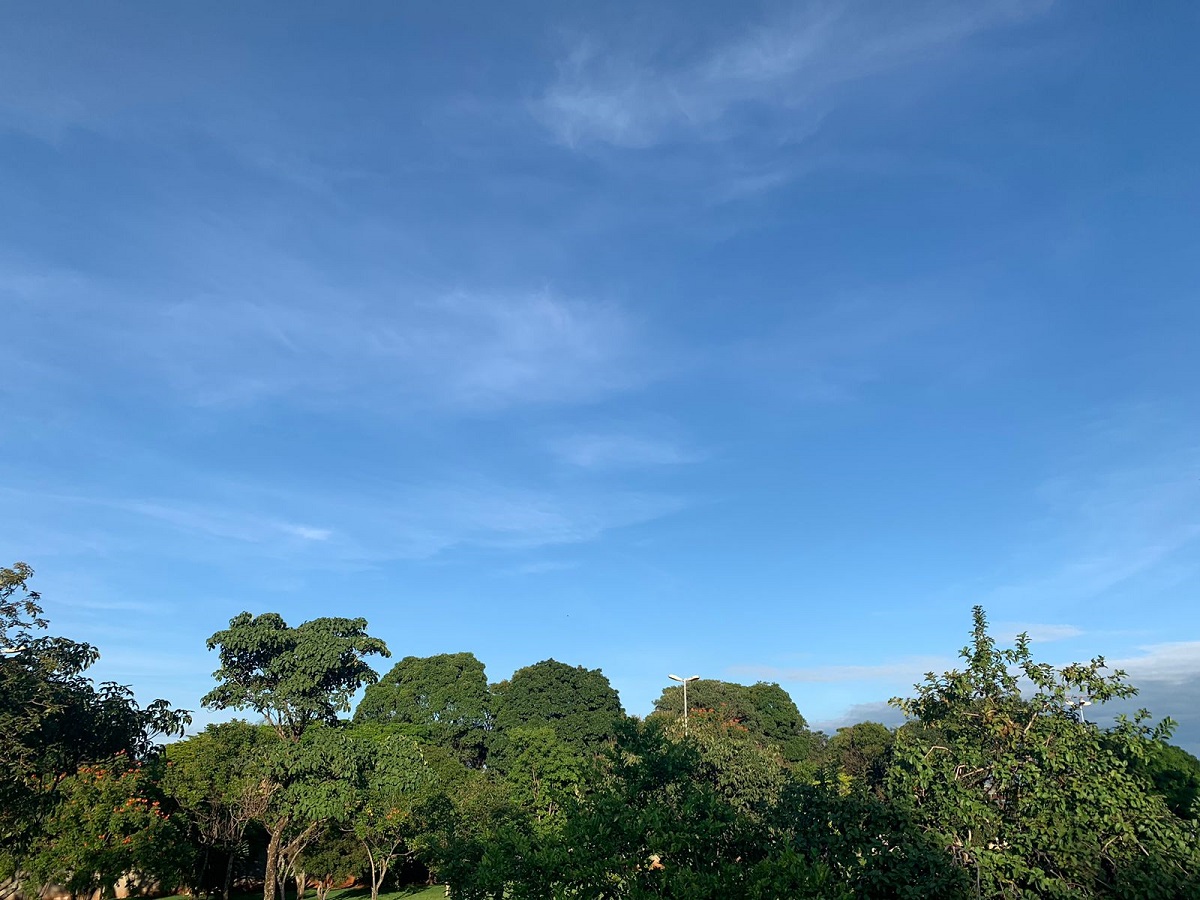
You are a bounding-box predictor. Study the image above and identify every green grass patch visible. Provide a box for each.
[162,886,448,900]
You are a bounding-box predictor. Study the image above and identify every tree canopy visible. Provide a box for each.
[1,563,189,880]
[204,612,391,743]
[652,677,815,761]
[9,564,1200,900]
[887,606,1200,898]
[203,611,390,900]
[354,652,490,767]
[490,658,625,766]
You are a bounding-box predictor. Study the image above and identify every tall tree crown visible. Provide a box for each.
[203,612,390,742]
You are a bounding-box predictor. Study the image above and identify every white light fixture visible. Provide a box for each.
[668,674,700,734]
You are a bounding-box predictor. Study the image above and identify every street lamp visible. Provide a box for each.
[1073,698,1093,725]
[668,674,700,734]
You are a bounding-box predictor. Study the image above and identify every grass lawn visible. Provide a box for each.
[164,886,447,900]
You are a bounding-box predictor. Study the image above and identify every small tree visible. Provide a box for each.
[348,729,434,900]
[826,721,894,787]
[26,754,193,900]
[296,830,364,900]
[163,722,274,900]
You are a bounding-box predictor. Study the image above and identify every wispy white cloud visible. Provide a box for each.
[995,622,1084,643]
[278,524,333,542]
[550,432,700,469]
[728,656,949,684]
[729,287,964,402]
[538,1,1048,149]
[155,289,648,412]
[6,253,656,414]
[984,442,1200,609]
[502,560,581,577]
[3,477,686,567]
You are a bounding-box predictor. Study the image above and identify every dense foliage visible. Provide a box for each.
[1,563,189,891]
[6,563,1200,900]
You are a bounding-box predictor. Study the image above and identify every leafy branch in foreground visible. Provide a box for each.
[888,606,1200,899]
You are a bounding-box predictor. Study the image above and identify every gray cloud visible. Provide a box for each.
[812,700,906,733]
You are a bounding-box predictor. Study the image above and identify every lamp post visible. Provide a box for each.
[668,674,700,734]
[1067,696,1093,725]
[1075,699,1093,725]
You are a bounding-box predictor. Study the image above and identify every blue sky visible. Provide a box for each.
[3,1,1200,749]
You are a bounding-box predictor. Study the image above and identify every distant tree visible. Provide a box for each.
[665,710,788,815]
[354,653,491,768]
[203,612,389,900]
[163,721,274,900]
[443,720,849,900]
[1126,741,1200,820]
[826,721,894,786]
[490,658,624,768]
[414,746,518,888]
[1,563,189,882]
[651,679,815,761]
[203,612,390,745]
[887,607,1200,898]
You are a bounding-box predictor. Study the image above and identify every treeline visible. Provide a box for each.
[4,562,1200,900]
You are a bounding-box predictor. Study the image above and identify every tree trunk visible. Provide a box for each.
[264,823,284,900]
[196,845,211,898]
[294,869,306,900]
[222,846,236,900]
[363,843,377,900]
[371,861,388,900]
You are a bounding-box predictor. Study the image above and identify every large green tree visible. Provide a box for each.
[354,652,491,768]
[501,725,585,833]
[887,607,1200,899]
[490,658,624,768]
[666,709,789,816]
[203,612,389,900]
[266,726,373,900]
[1125,740,1200,820]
